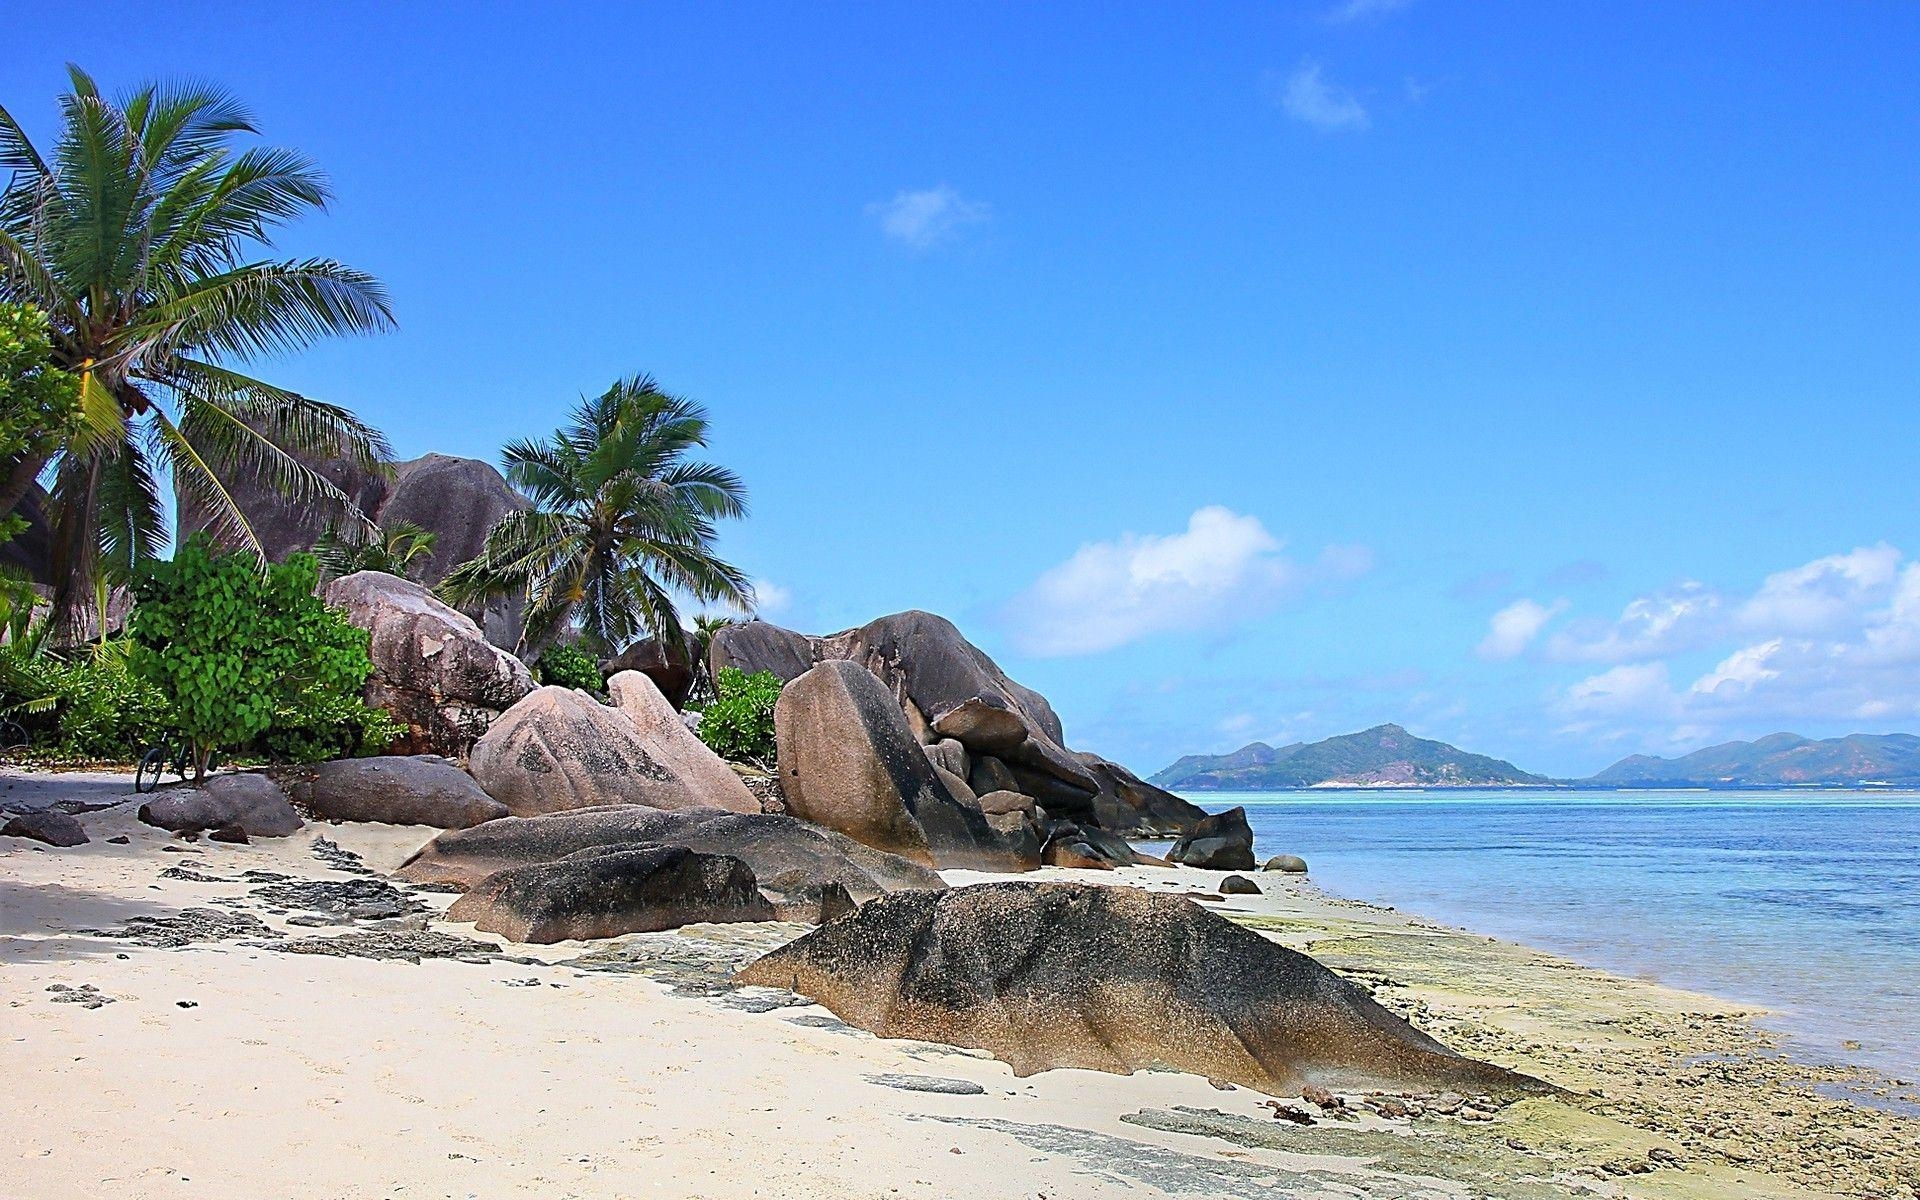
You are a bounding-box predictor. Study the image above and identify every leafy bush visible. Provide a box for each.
[537,642,603,693]
[0,642,171,759]
[255,691,404,763]
[129,535,395,775]
[0,302,80,549]
[695,666,781,765]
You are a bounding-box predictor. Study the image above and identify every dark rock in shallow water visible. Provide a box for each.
[448,844,776,943]
[138,774,302,838]
[280,755,508,829]
[2,810,89,847]
[1263,854,1308,874]
[396,805,944,901]
[737,881,1546,1097]
[1167,806,1255,871]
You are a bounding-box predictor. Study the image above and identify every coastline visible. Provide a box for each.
[3,772,1916,1198]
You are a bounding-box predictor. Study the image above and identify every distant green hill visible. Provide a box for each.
[1589,732,1920,787]
[1150,724,1546,790]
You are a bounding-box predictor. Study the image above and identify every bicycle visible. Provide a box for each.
[0,717,29,758]
[134,739,220,793]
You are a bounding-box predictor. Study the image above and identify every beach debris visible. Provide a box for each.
[1261,1101,1316,1125]
[45,983,114,1008]
[738,881,1550,1097]
[310,836,377,876]
[249,876,424,922]
[106,835,130,844]
[269,929,502,964]
[100,908,282,948]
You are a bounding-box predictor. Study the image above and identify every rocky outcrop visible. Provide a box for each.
[469,686,757,817]
[397,805,944,901]
[1077,753,1208,836]
[738,881,1545,1097]
[376,454,529,647]
[708,619,817,681]
[278,756,507,828]
[606,671,757,812]
[324,571,535,756]
[446,844,774,943]
[602,636,695,709]
[175,441,388,564]
[2,809,88,847]
[138,773,303,838]
[1168,806,1256,871]
[0,482,52,584]
[774,660,1033,871]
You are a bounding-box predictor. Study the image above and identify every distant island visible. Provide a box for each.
[1153,726,1920,790]
[1150,724,1548,790]
[1590,732,1920,788]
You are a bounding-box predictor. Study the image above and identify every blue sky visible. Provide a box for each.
[8,2,1919,777]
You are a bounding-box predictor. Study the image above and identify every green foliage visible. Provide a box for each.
[695,666,781,766]
[0,301,81,548]
[537,642,603,693]
[314,520,437,582]
[128,534,392,775]
[0,642,172,759]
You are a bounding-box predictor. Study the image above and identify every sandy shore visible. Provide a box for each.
[3,769,1915,1199]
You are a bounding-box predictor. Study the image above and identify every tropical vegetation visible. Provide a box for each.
[693,666,781,767]
[313,519,436,581]
[535,642,603,693]
[0,300,79,547]
[128,534,395,778]
[441,375,751,656]
[0,65,394,633]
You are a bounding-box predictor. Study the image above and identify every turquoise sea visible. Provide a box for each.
[1177,790,1920,1086]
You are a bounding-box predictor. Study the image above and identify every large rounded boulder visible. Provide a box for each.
[774,660,1033,871]
[396,805,944,902]
[1167,806,1256,871]
[324,571,535,756]
[446,844,775,943]
[278,755,507,828]
[606,670,757,812]
[738,881,1547,1098]
[469,686,757,817]
[602,637,695,709]
[138,773,303,838]
[376,454,529,648]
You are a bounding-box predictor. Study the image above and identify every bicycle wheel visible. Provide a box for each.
[135,746,169,794]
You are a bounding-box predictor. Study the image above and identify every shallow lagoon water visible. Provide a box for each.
[1183,789,1920,1082]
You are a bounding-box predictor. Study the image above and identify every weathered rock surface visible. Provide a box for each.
[175,439,388,564]
[279,755,507,828]
[1263,854,1309,874]
[1078,753,1207,836]
[707,619,816,682]
[138,773,303,838]
[1220,874,1262,895]
[602,637,694,709]
[774,660,1033,871]
[973,789,1037,817]
[738,881,1545,1097]
[469,685,757,817]
[1041,822,1138,869]
[606,670,757,812]
[923,738,970,780]
[446,844,774,943]
[1168,806,1256,871]
[325,571,535,756]
[396,805,944,902]
[376,454,530,647]
[2,809,88,846]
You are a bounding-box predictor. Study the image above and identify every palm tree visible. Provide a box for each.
[442,376,751,655]
[312,519,437,582]
[0,66,394,631]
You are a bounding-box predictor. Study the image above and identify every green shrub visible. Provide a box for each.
[130,535,395,775]
[696,666,781,765]
[537,642,603,693]
[0,642,171,759]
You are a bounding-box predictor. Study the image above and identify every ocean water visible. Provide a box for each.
[1179,790,1920,1084]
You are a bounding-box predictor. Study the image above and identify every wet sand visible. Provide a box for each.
[3,770,1915,1199]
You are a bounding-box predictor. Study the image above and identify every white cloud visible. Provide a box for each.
[866,185,989,250]
[1544,545,1920,748]
[1738,544,1900,634]
[1276,62,1370,132]
[1476,598,1567,660]
[749,579,792,617]
[1325,0,1410,22]
[1005,507,1370,657]
[1545,582,1722,663]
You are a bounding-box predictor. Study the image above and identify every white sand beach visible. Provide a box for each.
[3,770,1915,1200]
